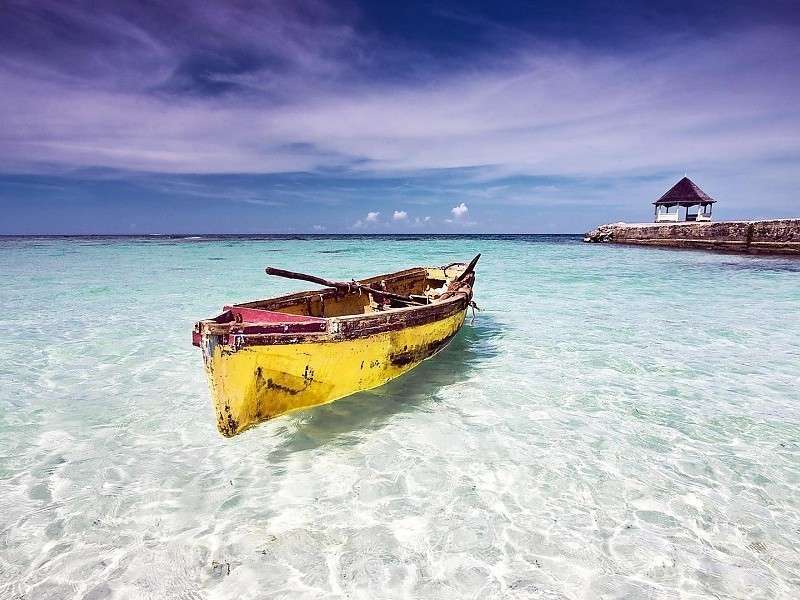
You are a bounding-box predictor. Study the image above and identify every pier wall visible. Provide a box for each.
[583,219,800,255]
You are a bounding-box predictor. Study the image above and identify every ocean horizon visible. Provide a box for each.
[0,233,584,239]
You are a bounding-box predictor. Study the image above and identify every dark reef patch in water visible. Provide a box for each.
[718,259,800,274]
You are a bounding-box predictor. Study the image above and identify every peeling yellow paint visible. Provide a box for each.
[202,309,467,436]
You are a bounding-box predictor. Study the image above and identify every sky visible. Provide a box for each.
[1,0,799,234]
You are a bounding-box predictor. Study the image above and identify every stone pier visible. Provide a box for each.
[583,219,800,255]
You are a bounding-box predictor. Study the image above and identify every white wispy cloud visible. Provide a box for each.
[412,215,432,225]
[352,210,380,229]
[392,210,408,221]
[445,202,477,226]
[450,202,468,219]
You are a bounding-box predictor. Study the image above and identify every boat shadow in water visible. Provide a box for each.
[265,314,502,459]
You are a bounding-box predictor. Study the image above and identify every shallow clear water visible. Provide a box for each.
[1,235,799,600]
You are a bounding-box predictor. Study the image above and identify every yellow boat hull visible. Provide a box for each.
[194,261,477,436]
[202,308,467,436]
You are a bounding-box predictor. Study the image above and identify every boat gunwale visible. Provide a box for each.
[200,291,471,346]
[194,263,474,346]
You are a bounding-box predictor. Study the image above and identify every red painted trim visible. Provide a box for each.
[223,306,325,324]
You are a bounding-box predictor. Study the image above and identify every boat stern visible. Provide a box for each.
[193,308,329,436]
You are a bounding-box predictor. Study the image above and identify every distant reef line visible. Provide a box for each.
[584,219,800,255]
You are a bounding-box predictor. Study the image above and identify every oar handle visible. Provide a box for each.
[265,266,344,290]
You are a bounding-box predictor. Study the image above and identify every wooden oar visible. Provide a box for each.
[265,266,424,305]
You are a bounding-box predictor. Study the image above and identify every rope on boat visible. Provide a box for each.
[469,300,480,324]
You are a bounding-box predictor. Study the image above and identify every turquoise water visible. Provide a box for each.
[1,235,799,599]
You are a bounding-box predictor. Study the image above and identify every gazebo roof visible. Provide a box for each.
[653,177,716,205]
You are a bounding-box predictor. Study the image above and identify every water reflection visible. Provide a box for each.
[265,315,502,459]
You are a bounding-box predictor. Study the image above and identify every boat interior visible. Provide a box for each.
[236,265,462,319]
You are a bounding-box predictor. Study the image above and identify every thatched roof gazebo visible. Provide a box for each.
[653,177,716,222]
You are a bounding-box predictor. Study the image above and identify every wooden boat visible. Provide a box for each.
[192,255,479,437]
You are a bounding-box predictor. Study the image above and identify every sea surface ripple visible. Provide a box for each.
[0,235,799,599]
